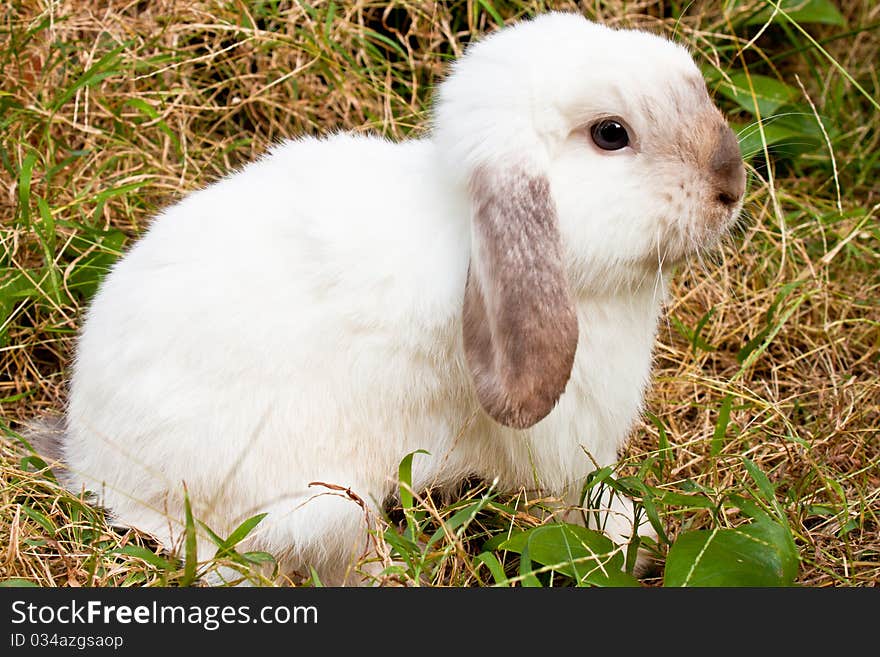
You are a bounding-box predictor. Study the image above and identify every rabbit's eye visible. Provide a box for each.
[591,120,630,151]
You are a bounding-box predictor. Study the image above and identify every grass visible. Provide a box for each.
[1,0,878,587]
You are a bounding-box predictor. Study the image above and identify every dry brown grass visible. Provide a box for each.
[1,0,877,586]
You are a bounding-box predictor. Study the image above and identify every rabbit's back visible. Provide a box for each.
[63,134,475,547]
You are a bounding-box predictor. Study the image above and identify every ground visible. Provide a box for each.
[0,1,877,586]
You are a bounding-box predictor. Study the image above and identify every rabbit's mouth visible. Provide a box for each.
[652,203,742,268]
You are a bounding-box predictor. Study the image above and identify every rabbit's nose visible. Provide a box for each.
[711,124,746,208]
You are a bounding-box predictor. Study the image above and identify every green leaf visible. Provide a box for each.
[181,486,198,586]
[669,315,692,346]
[223,513,268,550]
[517,542,543,587]
[475,552,509,587]
[743,457,776,504]
[308,566,324,587]
[45,149,90,184]
[382,527,422,572]
[20,505,55,536]
[124,98,181,155]
[196,521,226,550]
[241,551,276,565]
[202,514,269,561]
[383,528,420,556]
[501,524,639,587]
[361,29,407,58]
[619,478,668,546]
[657,490,717,510]
[118,545,176,571]
[17,150,37,226]
[398,449,429,512]
[664,518,798,587]
[727,494,775,522]
[0,578,39,587]
[426,499,489,548]
[481,532,511,553]
[51,43,125,111]
[645,412,671,463]
[735,111,825,160]
[669,312,716,356]
[711,395,734,457]
[0,391,35,405]
[64,227,127,300]
[398,449,429,539]
[692,307,717,355]
[476,0,504,26]
[20,454,50,472]
[736,325,773,364]
[735,280,809,365]
[35,196,62,304]
[322,1,338,43]
[715,73,798,117]
[746,0,845,27]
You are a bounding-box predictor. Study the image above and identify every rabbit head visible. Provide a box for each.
[433,13,745,429]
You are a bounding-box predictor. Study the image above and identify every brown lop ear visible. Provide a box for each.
[462,165,579,429]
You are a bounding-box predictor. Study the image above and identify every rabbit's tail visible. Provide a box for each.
[20,414,68,475]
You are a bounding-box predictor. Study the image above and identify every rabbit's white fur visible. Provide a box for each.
[52,13,743,584]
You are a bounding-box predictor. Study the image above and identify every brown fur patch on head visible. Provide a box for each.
[463,166,578,429]
[622,72,746,262]
[641,75,745,233]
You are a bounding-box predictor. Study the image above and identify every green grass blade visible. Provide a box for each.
[16,150,37,226]
[181,487,198,586]
[711,395,734,457]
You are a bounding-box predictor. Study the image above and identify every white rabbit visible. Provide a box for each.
[31,12,744,585]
